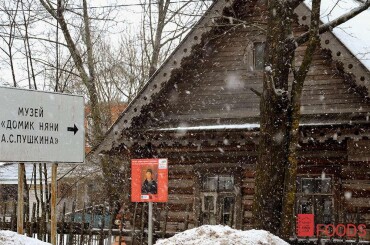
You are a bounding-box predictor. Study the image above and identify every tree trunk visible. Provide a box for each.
[252,1,294,235]
[148,0,170,77]
[82,0,103,145]
[280,0,321,238]
[40,0,104,145]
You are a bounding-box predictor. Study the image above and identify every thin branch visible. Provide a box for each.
[250,88,261,97]
[295,0,370,45]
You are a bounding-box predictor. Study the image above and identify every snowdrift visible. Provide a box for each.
[0,230,51,245]
[155,225,288,245]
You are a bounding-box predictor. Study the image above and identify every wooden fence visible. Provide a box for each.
[0,201,180,245]
[0,201,369,245]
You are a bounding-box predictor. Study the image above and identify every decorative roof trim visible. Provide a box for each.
[294,4,370,95]
[89,1,370,158]
[119,125,370,147]
[90,0,236,155]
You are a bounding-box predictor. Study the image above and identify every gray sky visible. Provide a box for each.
[0,0,369,90]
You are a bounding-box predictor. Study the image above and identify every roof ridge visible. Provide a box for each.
[89,0,237,155]
[88,0,370,158]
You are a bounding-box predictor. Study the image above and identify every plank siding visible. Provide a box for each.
[138,20,370,129]
[133,138,370,235]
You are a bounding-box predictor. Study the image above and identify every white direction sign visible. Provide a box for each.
[0,87,85,163]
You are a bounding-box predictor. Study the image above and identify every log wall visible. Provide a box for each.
[129,137,370,240]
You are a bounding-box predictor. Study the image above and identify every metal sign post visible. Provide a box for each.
[148,202,153,245]
[51,163,58,245]
[17,163,25,234]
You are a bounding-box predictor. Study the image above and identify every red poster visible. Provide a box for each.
[131,158,168,202]
[296,214,315,237]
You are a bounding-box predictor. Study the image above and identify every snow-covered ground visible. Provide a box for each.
[155,225,288,245]
[0,230,51,245]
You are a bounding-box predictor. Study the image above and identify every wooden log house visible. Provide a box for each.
[88,0,370,240]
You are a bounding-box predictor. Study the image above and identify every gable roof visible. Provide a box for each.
[0,163,75,184]
[305,0,370,70]
[89,0,370,158]
[296,2,370,93]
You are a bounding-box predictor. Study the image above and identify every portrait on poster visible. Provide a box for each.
[141,167,158,195]
[131,158,168,202]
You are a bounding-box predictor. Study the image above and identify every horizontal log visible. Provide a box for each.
[242,182,255,189]
[166,203,193,212]
[342,189,370,198]
[168,194,193,205]
[243,204,253,212]
[169,187,193,195]
[242,187,255,195]
[169,179,193,189]
[344,198,370,208]
[343,181,370,190]
[243,170,256,178]
[160,211,194,223]
[243,211,253,219]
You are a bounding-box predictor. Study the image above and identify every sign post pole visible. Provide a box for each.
[51,163,58,245]
[148,202,153,245]
[131,158,168,245]
[17,162,25,234]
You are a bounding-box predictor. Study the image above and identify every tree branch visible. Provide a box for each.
[295,0,370,45]
[288,0,305,10]
[250,88,261,97]
[39,0,89,83]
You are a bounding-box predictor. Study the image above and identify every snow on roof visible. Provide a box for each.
[305,0,370,70]
[155,225,288,245]
[156,121,364,132]
[0,163,81,184]
[158,124,260,131]
[0,163,42,184]
[0,230,51,245]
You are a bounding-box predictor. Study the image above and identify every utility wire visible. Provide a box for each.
[0,0,213,13]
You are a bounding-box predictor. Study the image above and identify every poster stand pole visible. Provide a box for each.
[148,202,153,245]
[17,163,25,234]
[51,163,58,245]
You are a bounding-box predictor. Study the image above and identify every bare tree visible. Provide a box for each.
[140,0,210,77]
[0,0,20,87]
[39,0,103,145]
[252,0,370,238]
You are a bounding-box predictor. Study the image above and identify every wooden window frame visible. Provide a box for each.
[296,174,336,225]
[253,42,265,71]
[194,165,243,229]
[202,174,234,192]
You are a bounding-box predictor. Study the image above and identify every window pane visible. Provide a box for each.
[204,196,214,211]
[223,214,230,225]
[203,176,218,191]
[223,197,235,214]
[254,43,265,70]
[222,197,235,225]
[301,178,315,194]
[315,196,332,224]
[219,176,234,191]
[298,198,313,214]
[315,178,331,193]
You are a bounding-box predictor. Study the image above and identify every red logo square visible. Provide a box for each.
[297,214,314,237]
